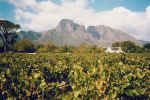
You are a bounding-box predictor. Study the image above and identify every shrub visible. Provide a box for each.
[13,39,36,53]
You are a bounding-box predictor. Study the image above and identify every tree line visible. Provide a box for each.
[112,41,150,53]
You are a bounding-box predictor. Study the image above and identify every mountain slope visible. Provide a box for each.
[39,19,96,46]
[87,25,137,46]
[39,19,137,46]
[17,31,41,41]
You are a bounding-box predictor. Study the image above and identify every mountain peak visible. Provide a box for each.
[39,19,138,46]
[56,19,84,32]
[59,19,74,24]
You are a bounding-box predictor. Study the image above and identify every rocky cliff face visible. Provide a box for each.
[39,19,137,46]
[87,25,137,46]
[39,19,96,46]
[88,25,136,41]
[56,19,85,32]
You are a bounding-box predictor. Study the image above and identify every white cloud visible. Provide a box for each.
[9,0,150,40]
[9,0,37,9]
[0,18,4,20]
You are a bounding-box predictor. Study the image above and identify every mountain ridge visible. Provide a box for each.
[38,19,137,46]
[10,19,140,47]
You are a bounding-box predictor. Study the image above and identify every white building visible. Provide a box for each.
[105,47,123,53]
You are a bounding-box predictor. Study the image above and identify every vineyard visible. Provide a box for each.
[0,52,150,100]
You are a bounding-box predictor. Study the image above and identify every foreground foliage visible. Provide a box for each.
[0,52,150,100]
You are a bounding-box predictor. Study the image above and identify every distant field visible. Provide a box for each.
[0,52,150,100]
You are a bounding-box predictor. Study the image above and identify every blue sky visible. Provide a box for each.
[0,1,14,21]
[0,0,150,40]
[91,0,150,12]
[0,0,150,22]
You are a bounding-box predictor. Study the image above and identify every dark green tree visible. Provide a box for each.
[0,20,20,52]
[13,39,36,53]
[143,43,150,52]
[61,45,73,53]
[121,41,138,53]
[112,41,143,53]
[144,43,150,49]
[112,42,121,47]
[37,42,57,53]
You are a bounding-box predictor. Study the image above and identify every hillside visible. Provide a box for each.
[17,31,41,41]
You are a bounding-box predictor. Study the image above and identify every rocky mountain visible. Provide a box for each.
[39,19,97,46]
[0,19,139,47]
[87,25,137,46]
[39,19,137,46]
